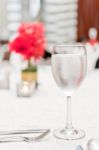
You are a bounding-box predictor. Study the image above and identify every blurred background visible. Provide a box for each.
[0,0,99,68]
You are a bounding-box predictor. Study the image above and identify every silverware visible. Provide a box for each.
[76,145,84,150]
[0,129,48,136]
[25,129,50,142]
[0,129,50,143]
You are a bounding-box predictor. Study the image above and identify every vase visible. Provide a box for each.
[18,59,37,97]
[21,71,37,82]
[21,59,37,83]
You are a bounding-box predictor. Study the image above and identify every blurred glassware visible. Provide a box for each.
[29,0,41,19]
[88,139,99,150]
[88,28,98,40]
[17,81,36,97]
[10,52,26,71]
[0,61,10,89]
[86,27,99,72]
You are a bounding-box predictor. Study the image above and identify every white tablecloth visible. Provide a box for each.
[0,66,99,150]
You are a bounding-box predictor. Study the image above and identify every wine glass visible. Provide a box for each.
[51,44,87,140]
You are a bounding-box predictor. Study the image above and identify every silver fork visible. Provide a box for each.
[0,129,50,143]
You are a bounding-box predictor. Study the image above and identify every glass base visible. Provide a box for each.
[54,128,85,140]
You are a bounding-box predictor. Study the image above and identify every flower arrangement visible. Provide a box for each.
[9,22,46,82]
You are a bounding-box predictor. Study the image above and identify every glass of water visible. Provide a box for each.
[51,44,87,140]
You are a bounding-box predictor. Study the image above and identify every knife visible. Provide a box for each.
[0,129,49,136]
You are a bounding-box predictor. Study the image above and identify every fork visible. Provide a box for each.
[0,129,50,143]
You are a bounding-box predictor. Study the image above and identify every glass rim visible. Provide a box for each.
[51,43,87,55]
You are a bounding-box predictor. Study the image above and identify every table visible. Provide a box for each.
[0,66,99,150]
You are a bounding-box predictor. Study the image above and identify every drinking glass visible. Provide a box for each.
[51,44,87,140]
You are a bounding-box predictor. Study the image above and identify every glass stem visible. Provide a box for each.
[66,96,73,129]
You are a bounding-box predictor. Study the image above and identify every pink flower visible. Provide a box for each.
[9,22,46,60]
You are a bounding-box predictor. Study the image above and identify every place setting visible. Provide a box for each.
[0,43,98,150]
[0,128,50,143]
[0,0,99,149]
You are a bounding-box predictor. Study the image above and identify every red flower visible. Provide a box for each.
[9,36,30,55]
[18,23,45,37]
[9,22,46,60]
